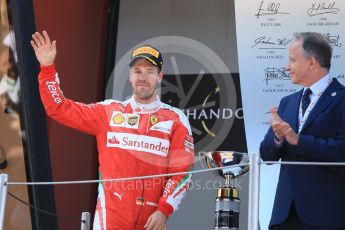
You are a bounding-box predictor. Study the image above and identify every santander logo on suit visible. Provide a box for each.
[106,132,170,157]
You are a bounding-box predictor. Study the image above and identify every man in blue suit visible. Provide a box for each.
[260,32,345,229]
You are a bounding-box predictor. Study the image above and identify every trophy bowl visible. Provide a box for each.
[204,151,249,179]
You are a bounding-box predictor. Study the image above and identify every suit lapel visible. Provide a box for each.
[288,91,302,133]
[299,79,343,133]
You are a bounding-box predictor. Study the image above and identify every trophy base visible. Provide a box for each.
[215,187,240,229]
[214,209,239,229]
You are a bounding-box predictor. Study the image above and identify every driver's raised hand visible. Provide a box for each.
[31,30,57,66]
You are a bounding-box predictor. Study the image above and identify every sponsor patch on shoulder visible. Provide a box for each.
[109,112,140,129]
[125,114,139,129]
[184,134,194,152]
[109,112,126,127]
[149,120,173,134]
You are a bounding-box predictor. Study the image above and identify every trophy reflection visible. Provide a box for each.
[204,151,249,230]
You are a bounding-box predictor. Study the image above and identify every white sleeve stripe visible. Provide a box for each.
[166,175,192,211]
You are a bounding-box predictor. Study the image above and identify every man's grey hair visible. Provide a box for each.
[294,32,333,70]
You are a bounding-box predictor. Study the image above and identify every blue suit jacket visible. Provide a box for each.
[260,79,345,228]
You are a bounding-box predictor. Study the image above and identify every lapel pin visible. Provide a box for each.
[331,92,336,97]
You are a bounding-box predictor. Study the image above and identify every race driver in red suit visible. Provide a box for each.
[31,31,194,230]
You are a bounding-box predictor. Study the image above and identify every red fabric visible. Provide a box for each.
[38,65,194,229]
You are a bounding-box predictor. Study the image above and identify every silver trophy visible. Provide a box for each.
[203,151,249,229]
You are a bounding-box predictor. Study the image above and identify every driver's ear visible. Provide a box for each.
[157,71,163,83]
[129,68,133,82]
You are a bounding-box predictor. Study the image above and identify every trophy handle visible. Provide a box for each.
[198,152,217,173]
[197,151,207,169]
[203,152,221,177]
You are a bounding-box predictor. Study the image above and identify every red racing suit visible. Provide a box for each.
[38,65,194,229]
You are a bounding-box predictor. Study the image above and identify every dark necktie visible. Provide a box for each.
[301,88,312,116]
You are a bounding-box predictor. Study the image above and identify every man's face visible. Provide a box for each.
[129,58,163,103]
[286,40,311,86]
